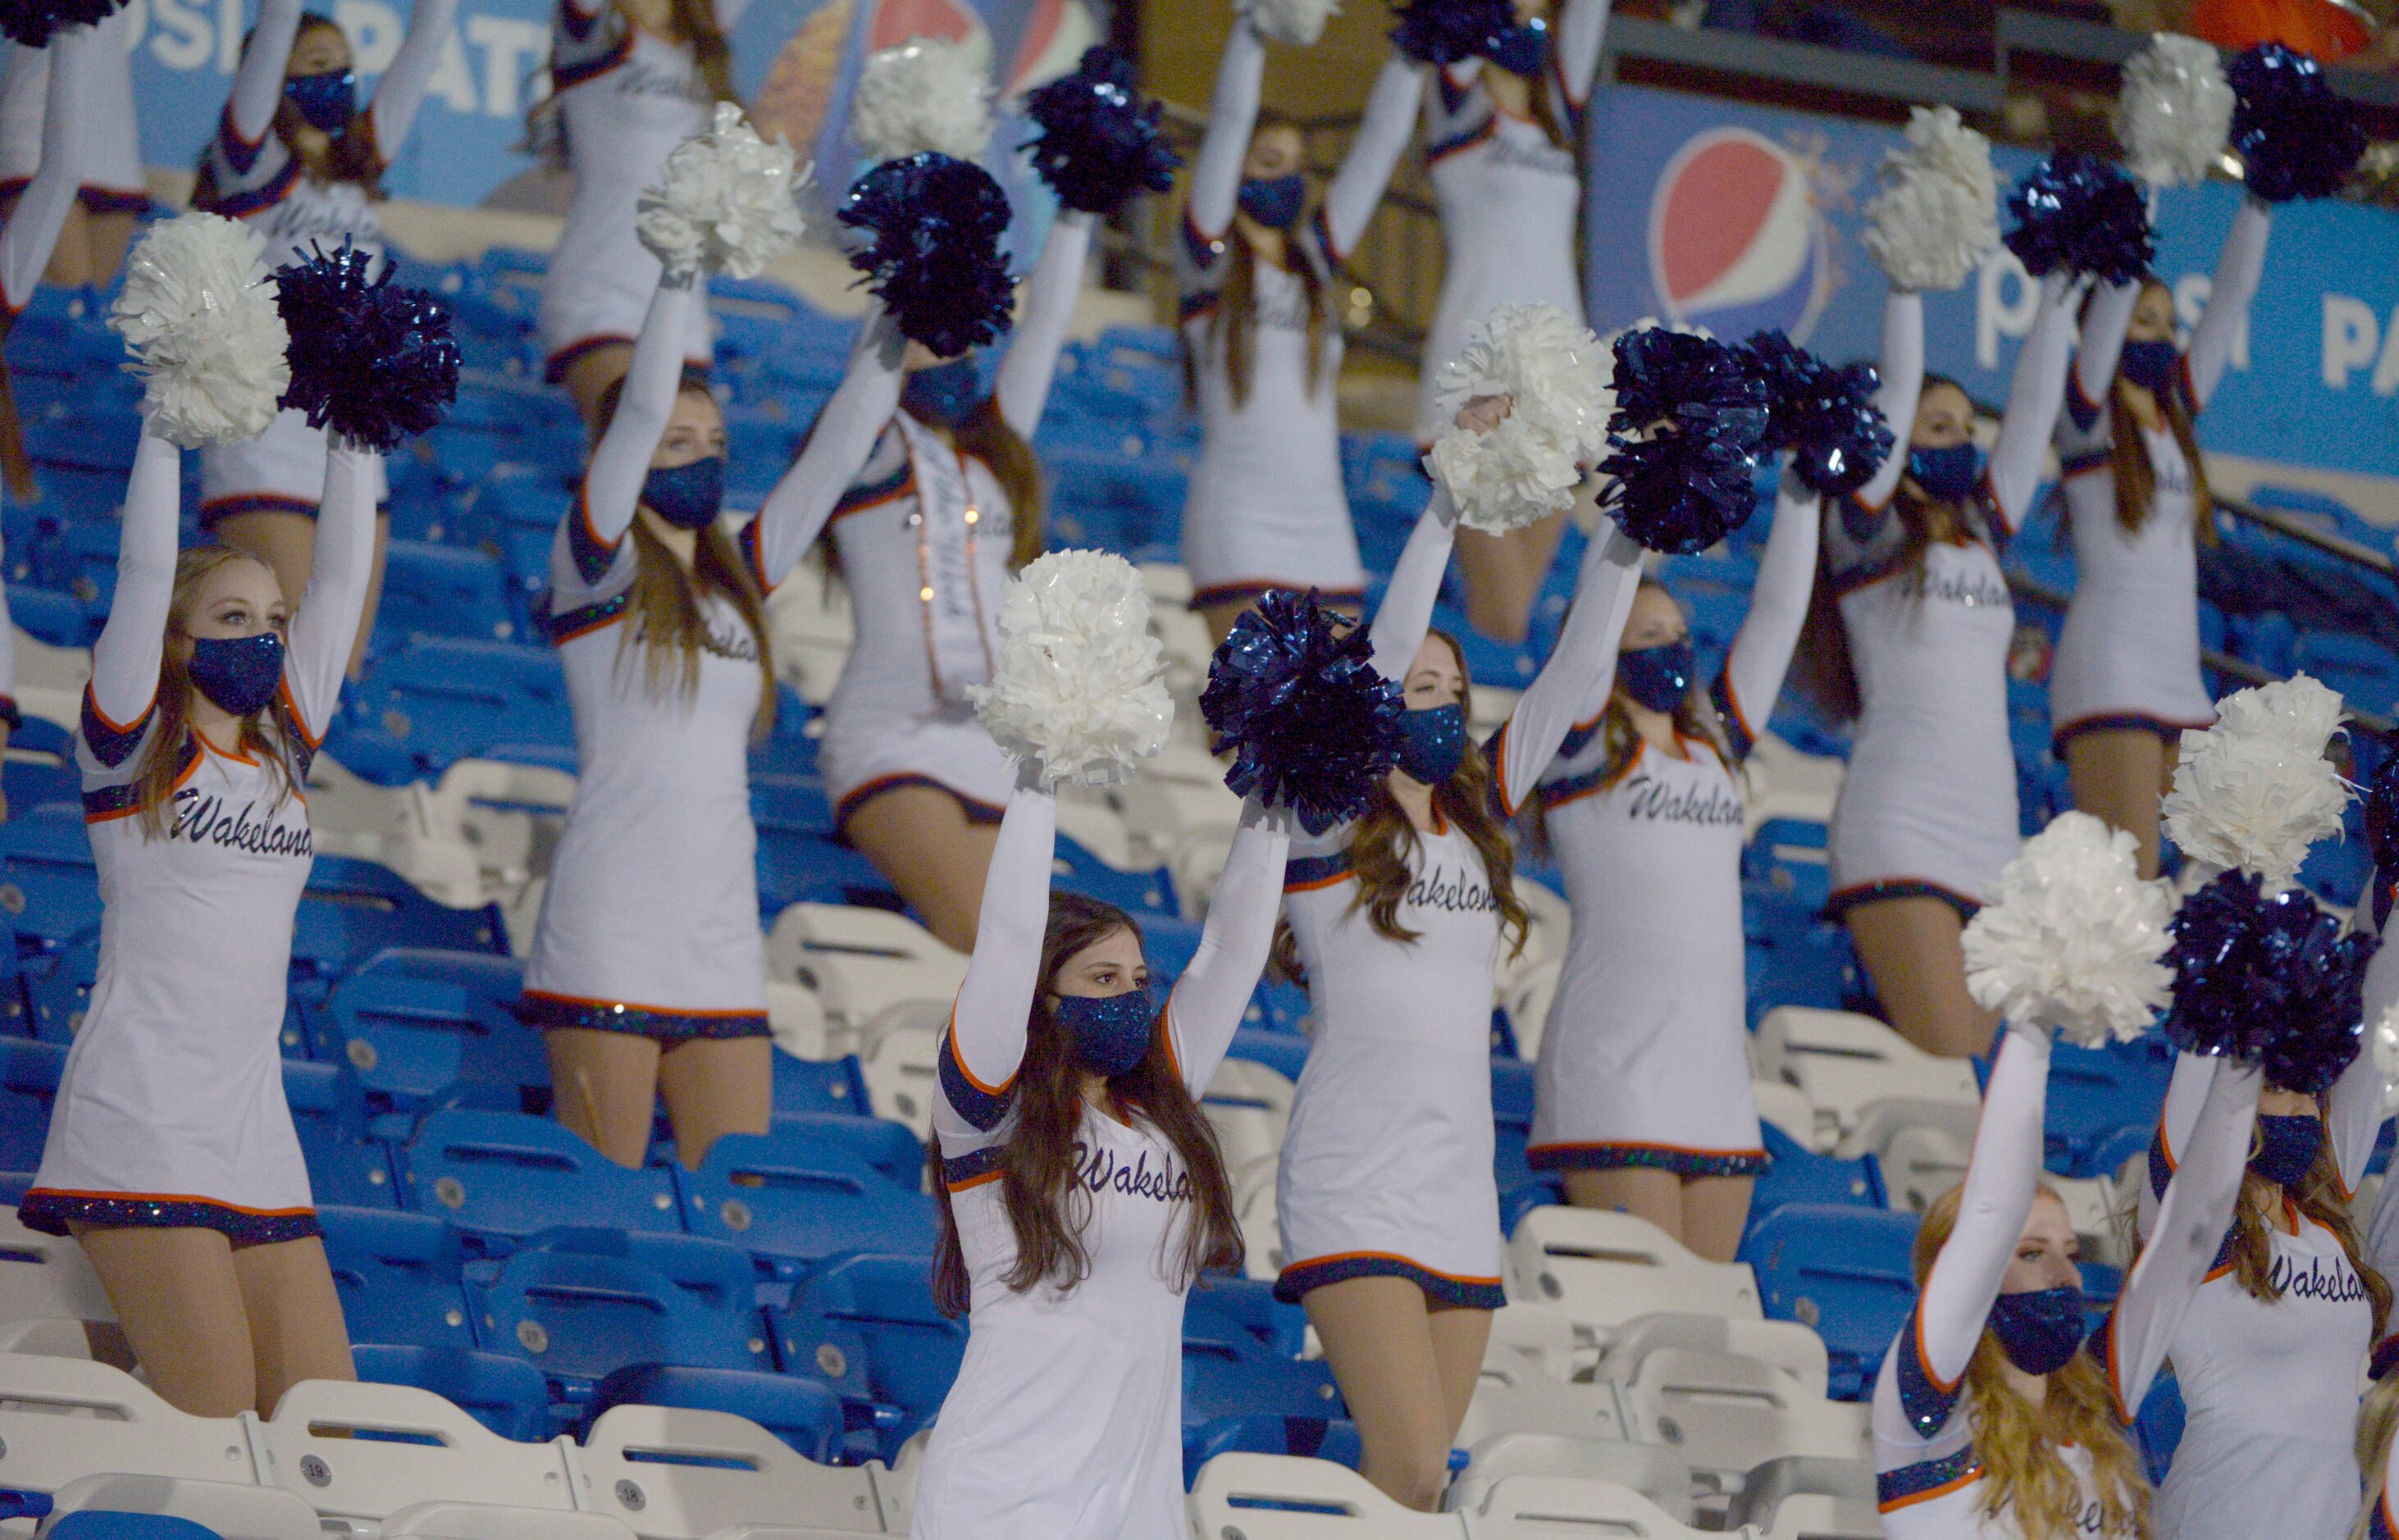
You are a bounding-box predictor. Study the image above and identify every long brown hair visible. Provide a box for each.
[1194,113,1329,410]
[133,549,304,840]
[667,0,736,103]
[194,15,385,207]
[2219,1096,2391,1339]
[1913,1184,2152,1540]
[929,894,1244,1315]
[0,313,33,502]
[2348,1374,2399,1540]
[2098,283,2214,540]
[951,395,1046,571]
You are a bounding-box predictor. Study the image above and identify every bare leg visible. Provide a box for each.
[82,208,137,289]
[1679,1173,1755,1264]
[1844,895,1997,1059]
[1559,1167,1684,1242]
[658,1034,773,1169]
[230,1236,354,1415]
[71,1225,257,1416]
[560,342,637,435]
[2065,727,2171,879]
[545,1027,665,1168]
[212,507,390,677]
[1424,1301,1493,1445]
[1305,1276,1453,1511]
[841,785,1004,954]
[1453,517,1567,644]
[38,201,86,288]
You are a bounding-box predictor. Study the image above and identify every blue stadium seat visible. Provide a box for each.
[1188,1275,1308,1360]
[473,1227,772,1389]
[0,1037,63,1169]
[746,689,821,779]
[4,716,79,816]
[676,1132,936,1273]
[752,774,896,912]
[1749,1124,1884,1228]
[2,805,99,949]
[1240,978,1311,1037]
[377,541,521,647]
[351,1344,554,1442]
[294,859,509,983]
[582,1364,843,1461]
[317,1205,477,1351]
[6,584,96,649]
[402,1110,679,1237]
[769,1252,965,1461]
[325,957,543,1110]
[2133,1373,2183,1487]
[19,932,94,1046]
[1053,835,1178,918]
[1181,1327,1348,1486]
[285,1060,401,1208]
[329,638,576,785]
[2043,1038,2171,1179]
[48,1515,223,1540]
[770,1052,872,1123]
[1225,1027,1307,1083]
[1742,1204,1919,1401]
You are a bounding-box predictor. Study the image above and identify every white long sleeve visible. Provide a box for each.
[1552,0,1615,109]
[226,0,307,153]
[1488,522,1640,813]
[942,783,1057,1112]
[0,22,83,313]
[746,311,903,590]
[1848,291,1922,516]
[994,212,1091,440]
[1913,1024,2051,1391]
[2068,280,2140,432]
[577,279,702,554]
[1717,469,1820,751]
[1186,22,1266,247]
[1366,486,1457,682]
[2185,198,2271,411]
[366,0,462,164]
[1316,52,1425,265]
[1986,271,2078,532]
[282,444,376,741]
[87,426,185,732]
[1163,800,1291,1096]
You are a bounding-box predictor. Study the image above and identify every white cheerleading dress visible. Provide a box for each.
[914,788,1288,1540]
[1529,475,1818,1174]
[191,0,455,526]
[814,218,1088,832]
[1873,1027,2255,1538]
[0,8,144,216]
[19,429,376,1242]
[1825,279,2077,921]
[1176,26,1421,606]
[1274,487,1624,1306]
[536,0,743,380]
[522,279,896,1041]
[2049,201,2270,751]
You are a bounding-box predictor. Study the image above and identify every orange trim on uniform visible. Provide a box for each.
[195,730,259,766]
[87,746,205,824]
[23,1187,314,1217]
[1878,1465,1984,1514]
[945,1004,1017,1098]
[827,481,914,526]
[277,675,324,750]
[1914,1302,1962,1396]
[1284,1249,1501,1287]
[946,1169,1004,1192]
[84,686,154,738]
[1284,869,1353,894]
[577,485,618,558]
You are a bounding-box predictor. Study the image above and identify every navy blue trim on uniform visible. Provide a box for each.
[80,685,153,770]
[1553,714,1602,764]
[568,485,619,585]
[558,0,603,40]
[1180,207,1225,271]
[217,104,267,176]
[1526,1142,1768,1177]
[2062,447,2112,477]
[832,775,1006,836]
[831,456,914,522]
[1435,67,1474,114]
[2146,1124,2173,1201]
[2372,1333,2399,1383]
[515,994,770,1042]
[938,1029,1015,1132]
[2066,365,2105,434]
[544,590,630,644]
[2051,712,2210,758]
[1308,205,1342,269]
[1187,581,1362,612]
[1827,546,1910,602]
[1876,1446,1982,1510]
[1273,1253,1506,1310]
[1425,116,1495,165]
[551,25,632,93]
[2374,876,2394,933]
[19,1191,321,1245]
[210,156,302,221]
[1283,851,1353,893]
[2372,1487,2398,1540]
[1709,671,1755,762]
[941,1146,1006,1191]
[1893,1303,1964,1437]
[1822,879,1982,926]
[738,517,771,592]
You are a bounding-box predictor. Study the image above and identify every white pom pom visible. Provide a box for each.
[1963,811,2174,1045]
[1425,303,1613,534]
[850,37,993,163]
[2115,33,2233,189]
[1862,105,2000,292]
[2162,674,2351,893]
[638,103,810,282]
[1241,0,1340,47]
[108,212,290,451]
[969,549,1174,790]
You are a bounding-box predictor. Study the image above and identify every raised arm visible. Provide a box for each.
[2068,280,2139,435]
[937,781,1058,1133]
[575,277,702,562]
[2186,198,2270,411]
[994,211,1091,440]
[1489,521,1640,812]
[1187,21,1266,246]
[1366,485,1457,681]
[280,443,376,741]
[87,424,183,736]
[2325,1028,2384,1200]
[0,24,84,313]
[2139,1048,2217,1242]
[1552,0,1615,109]
[1986,271,2078,533]
[1315,51,1425,264]
[1715,467,1821,757]
[745,309,904,590]
[1165,800,1292,1095]
[227,0,307,156]
[1849,290,1923,516]
[367,0,463,162]
[2098,1056,2261,1419]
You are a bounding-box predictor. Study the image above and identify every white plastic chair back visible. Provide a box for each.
[855,1015,942,1139]
[381,1501,641,1540]
[1597,1313,1831,1403]
[1455,1433,1695,1523]
[39,1474,322,1540]
[1504,1209,1762,1333]
[1203,1059,1295,1173]
[1188,1454,1468,1538]
[0,1355,255,1492]
[1451,1473,1716,1538]
[1617,1349,1868,1484]
[1458,1359,1626,1451]
[0,1215,112,1327]
[1753,1009,1978,1142]
[253,1378,577,1522]
[573,1403,887,1539]
[767,904,965,1031]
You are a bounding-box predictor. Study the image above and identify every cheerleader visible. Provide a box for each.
[192,0,460,672]
[537,0,744,427]
[1178,19,1423,642]
[1272,419,1640,1511]
[0,3,142,288]
[522,268,898,1169]
[1526,459,1820,1261]
[809,215,1091,954]
[1810,276,2080,1059]
[2050,198,2273,878]
[1412,0,1613,643]
[1874,1019,2259,1539]
[914,784,1288,1538]
[16,412,376,1417]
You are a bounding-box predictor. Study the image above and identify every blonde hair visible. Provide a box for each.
[2351,1375,2399,1540]
[1913,1184,2152,1539]
[2219,1111,2390,1339]
[133,548,301,840]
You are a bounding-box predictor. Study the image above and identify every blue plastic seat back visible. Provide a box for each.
[476,1245,767,1385]
[584,1363,842,1462]
[2,806,98,946]
[1225,1027,1307,1083]
[352,1344,554,1442]
[769,1054,873,1123]
[1051,836,1178,918]
[404,1109,679,1237]
[750,1110,919,1185]
[678,1133,936,1264]
[1740,1203,1921,1400]
[2133,1372,2183,1486]
[48,1514,224,1540]
[754,822,895,914]
[0,1037,64,1169]
[1749,1125,1884,1231]
[1187,1276,1308,1360]
[1183,1336,1343,1428]
[332,638,574,782]
[327,964,543,1107]
[284,1061,400,1208]
[772,1253,965,1435]
[16,932,88,1045]
[379,541,520,647]
[2043,1038,2170,1178]
[317,1205,477,1351]
[4,716,78,816]
[294,856,506,979]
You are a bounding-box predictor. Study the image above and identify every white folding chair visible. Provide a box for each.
[1452,1473,1716,1538]
[855,1014,943,1139]
[1500,961,1559,1063]
[1750,1080,1819,1151]
[381,1501,641,1540]
[41,1475,322,1540]
[1235,1167,1285,1282]
[1613,1347,1869,1492]
[1752,1008,1979,1146]
[0,1217,112,1328]
[1503,1209,1762,1334]
[766,905,965,1032]
[1596,1313,1831,1403]
[1203,1058,1295,1174]
[253,1378,577,1524]
[1188,1455,1468,1538]
[572,1405,889,1539]
[1453,1433,1695,1524]
[1741,733,1842,842]
[1457,1361,1626,1451]
[1722,1454,1880,1540]
[0,1355,258,1495]
[0,1319,89,1359]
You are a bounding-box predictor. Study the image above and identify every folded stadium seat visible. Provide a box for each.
[5,585,97,650]
[1490,1058,1558,1233]
[769,1253,967,1463]
[750,777,895,916]
[0,932,32,1041]
[1719,1454,1880,1540]
[579,1364,843,1462]
[5,716,77,816]
[675,1132,936,1277]
[1189,1455,1468,1538]
[328,638,577,786]
[2,804,100,950]
[1453,1433,1697,1524]
[283,1060,401,1207]
[470,1228,773,1400]
[402,1109,678,1238]
[1749,1007,1981,1151]
[2041,1036,2172,1178]
[575,1401,895,1538]
[1051,833,1178,919]
[0,1036,62,1169]
[1612,1344,1868,1494]
[36,1476,329,1540]
[45,1513,225,1539]
[375,541,522,649]
[852,1005,942,1138]
[1188,1274,1307,1360]
[0,1205,111,1332]
[1504,1209,1763,1337]
[318,1205,477,1351]
[764,904,965,1033]
[0,1356,267,1506]
[1237,980,1312,1041]
[324,949,540,1110]
[291,857,510,988]
[252,1378,584,1529]
[1461,1474,1731,1539]
[1740,1203,1918,1400]
[1179,1329,1351,1486]
[20,932,98,1046]
[351,1343,554,1441]
[2223,608,2297,680]
[1742,817,1831,915]
[1201,1056,1294,1176]
[1748,1125,1884,1232]
[2134,1372,2182,1485]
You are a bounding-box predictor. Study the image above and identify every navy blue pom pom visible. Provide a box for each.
[2230,43,2365,204]
[0,0,121,48]
[2004,154,2154,285]
[2363,740,2398,874]
[273,240,459,453]
[2163,869,2369,1092]
[1598,329,1771,556]
[1742,330,1892,499]
[1201,590,1405,835]
[1023,46,1180,216]
[1390,0,1513,65]
[839,153,1016,360]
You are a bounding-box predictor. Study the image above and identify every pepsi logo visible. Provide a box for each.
[1647,127,1831,344]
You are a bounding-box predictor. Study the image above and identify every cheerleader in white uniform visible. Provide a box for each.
[191,0,459,672]
[537,0,743,426]
[2050,198,2272,878]
[0,3,142,288]
[1177,20,1423,641]
[1413,0,1613,643]
[914,785,1288,1539]
[1273,422,1638,1510]
[16,412,377,1417]
[1813,276,2080,1059]
[810,215,1091,953]
[523,268,898,1169]
[1527,460,1819,1260]
[1874,1020,2259,1539]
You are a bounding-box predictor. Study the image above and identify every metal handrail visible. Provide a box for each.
[2218,495,2398,579]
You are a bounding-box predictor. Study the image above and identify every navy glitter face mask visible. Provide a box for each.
[1395,701,1466,786]
[285,70,358,133]
[1485,17,1548,77]
[1237,173,1306,231]
[1908,441,1982,503]
[2250,1114,2324,1188]
[2119,339,2180,394]
[641,456,726,530]
[1056,986,1155,1078]
[1617,639,1695,715]
[1986,1285,2087,1375]
[901,354,984,430]
[187,631,287,717]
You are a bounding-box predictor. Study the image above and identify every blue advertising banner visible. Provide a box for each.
[1581,82,2399,490]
